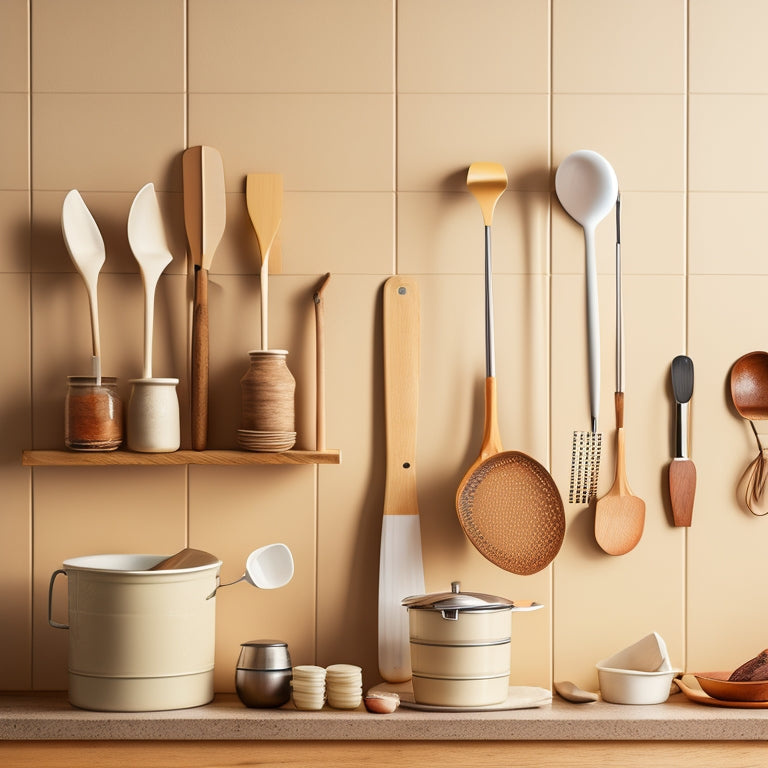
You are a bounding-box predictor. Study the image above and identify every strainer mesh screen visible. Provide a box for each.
[457,452,565,576]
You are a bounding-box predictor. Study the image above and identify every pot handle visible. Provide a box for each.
[48,569,69,629]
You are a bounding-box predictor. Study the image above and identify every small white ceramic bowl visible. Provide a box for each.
[596,665,676,705]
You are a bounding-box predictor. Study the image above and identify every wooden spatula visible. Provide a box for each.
[594,194,645,554]
[246,174,283,350]
[183,146,226,450]
[378,276,425,683]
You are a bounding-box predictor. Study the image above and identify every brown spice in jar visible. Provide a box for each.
[65,387,123,451]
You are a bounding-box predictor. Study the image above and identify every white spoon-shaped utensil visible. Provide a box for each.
[207,543,294,599]
[128,183,174,379]
[555,150,618,502]
[61,190,106,383]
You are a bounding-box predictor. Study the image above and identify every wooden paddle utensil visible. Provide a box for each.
[378,275,425,683]
[183,146,226,450]
[246,174,283,351]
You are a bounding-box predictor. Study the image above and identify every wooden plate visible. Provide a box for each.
[694,671,768,702]
[676,675,768,708]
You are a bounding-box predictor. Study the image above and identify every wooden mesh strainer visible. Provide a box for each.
[456,379,565,575]
[457,452,565,575]
[457,163,565,575]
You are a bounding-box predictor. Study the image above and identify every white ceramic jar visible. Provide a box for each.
[126,377,180,452]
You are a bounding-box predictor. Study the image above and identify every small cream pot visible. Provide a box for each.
[403,581,542,707]
[126,377,180,452]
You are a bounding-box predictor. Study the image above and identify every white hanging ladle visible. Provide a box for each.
[207,543,294,599]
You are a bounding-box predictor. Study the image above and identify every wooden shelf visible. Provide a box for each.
[22,449,341,467]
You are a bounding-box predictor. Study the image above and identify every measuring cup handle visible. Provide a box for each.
[48,569,69,629]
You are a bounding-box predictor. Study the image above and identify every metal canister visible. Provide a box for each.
[235,639,292,708]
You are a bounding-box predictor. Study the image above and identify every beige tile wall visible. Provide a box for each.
[3,0,768,696]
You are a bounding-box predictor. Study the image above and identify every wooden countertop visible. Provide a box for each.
[2,690,767,742]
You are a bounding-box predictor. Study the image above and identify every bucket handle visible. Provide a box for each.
[48,569,69,629]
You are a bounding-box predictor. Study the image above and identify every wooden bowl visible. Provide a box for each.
[694,671,768,702]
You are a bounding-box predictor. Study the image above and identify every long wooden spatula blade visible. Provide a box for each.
[183,146,226,270]
[379,276,425,683]
[246,174,283,259]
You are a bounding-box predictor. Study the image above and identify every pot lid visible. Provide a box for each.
[402,581,516,612]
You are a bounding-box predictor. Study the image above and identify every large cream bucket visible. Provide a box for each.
[48,554,221,712]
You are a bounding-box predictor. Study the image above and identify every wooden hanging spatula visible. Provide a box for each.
[594,194,645,554]
[378,276,425,683]
[183,146,226,450]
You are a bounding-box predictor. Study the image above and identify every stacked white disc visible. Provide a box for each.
[325,664,363,709]
[290,665,326,710]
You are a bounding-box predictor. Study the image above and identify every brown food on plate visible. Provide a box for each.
[729,649,768,681]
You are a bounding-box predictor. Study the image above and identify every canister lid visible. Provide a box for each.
[237,639,291,670]
[402,581,516,612]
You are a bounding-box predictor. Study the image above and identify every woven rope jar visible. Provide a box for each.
[240,350,295,433]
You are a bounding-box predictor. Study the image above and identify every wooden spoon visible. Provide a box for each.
[594,194,645,555]
[554,680,599,703]
[594,392,646,554]
[246,174,283,350]
[730,352,768,514]
[731,352,768,420]
[149,548,220,570]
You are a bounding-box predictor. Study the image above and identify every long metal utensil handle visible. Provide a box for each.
[379,276,425,683]
[585,225,601,433]
[615,193,624,395]
[484,226,495,378]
